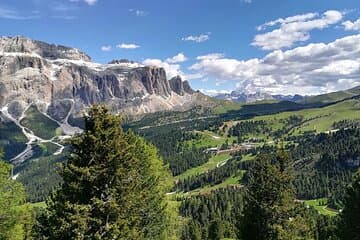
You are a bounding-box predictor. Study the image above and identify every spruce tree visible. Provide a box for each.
[181,220,201,240]
[338,169,360,240]
[240,150,314,239]
[208,218,224,240]
[35,105,171,240]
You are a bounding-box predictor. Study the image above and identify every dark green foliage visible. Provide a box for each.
[0,115,27,160]
[272,115,305,138]
[208,218,224,240]
[35,105,171,239]
[181,220,201,240]
[315,214,339,240]
[180,187,244,239]
[228,120,271,141]
[174,156,247,192]
[241,151,314,240]
[338,170,360,240]
[16,152,65,202]
[12,142,66,202]
[332,119,360,129]
[140,129,211,176]
[290,128,360,205]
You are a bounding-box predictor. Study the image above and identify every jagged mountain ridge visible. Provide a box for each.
[0,36,213,123]
[214,90,304,103]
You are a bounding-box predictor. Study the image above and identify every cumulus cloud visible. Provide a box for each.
[191,34,360,95]
[101,45,112,51]
[182,33,211,43]
[143,53,201,80]
[166,53,188,63]
[343,18,360,31]
[143,58,183,79]
[253,10,343,50]
[70,0,98,6]
[116,43,140,49]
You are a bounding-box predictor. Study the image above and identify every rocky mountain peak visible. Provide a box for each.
[169,75,195,96]
[0,36,212,119]
[0,36,91,61]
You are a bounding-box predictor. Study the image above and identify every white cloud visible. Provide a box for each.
[190,34,360,95]
[256,12,318,31]
[0,7,40,20]
[253,10,343,50]
[142,53,200,80]
[196,53,225,60]
[166,53,188,63]
[143,58,183,79]
[84,0,97,5]
[101,45,112,51]
[116,43,140,49]
[69,0,98,6]
[343,18,360,31]
[129,9,149,17]
[182,33,210,43]
[242,0,252,3]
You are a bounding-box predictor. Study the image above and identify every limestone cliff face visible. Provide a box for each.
[0,36,212,121]
[169,76,195,96]
[130,67,171,97]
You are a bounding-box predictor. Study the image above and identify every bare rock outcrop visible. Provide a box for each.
[0,36,213,121]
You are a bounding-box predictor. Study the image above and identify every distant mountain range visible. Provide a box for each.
[0,36,213,122]
[214,90,304,103]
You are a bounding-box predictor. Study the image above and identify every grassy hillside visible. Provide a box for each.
[304,198,338,217]
[302,86,360,104]
[20,105,62,140]
[176,153,231,180]
[228,98,360,138]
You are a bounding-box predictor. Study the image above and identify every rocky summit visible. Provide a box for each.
[0,36,212,122]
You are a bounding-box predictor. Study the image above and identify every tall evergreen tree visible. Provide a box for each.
[0,151,32,240]
[208,218,224,240]
[35,105,171,240]
[338,169,360,240]
[181,220,201,240]
[240,150,314,240]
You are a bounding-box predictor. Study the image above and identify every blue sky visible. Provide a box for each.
[0,0,359,95]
